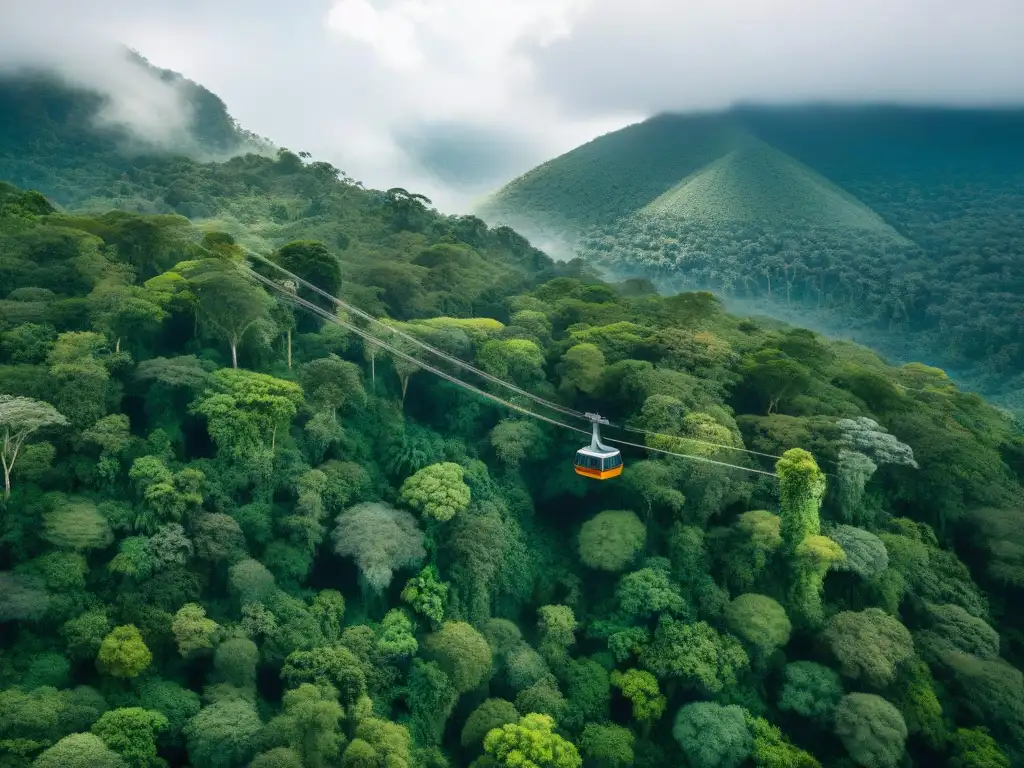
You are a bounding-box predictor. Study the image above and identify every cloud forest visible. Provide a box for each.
[1,58,1024,768]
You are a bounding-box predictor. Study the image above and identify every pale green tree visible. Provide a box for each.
[98,625,152,678]
[609,669,666,728]
[34,733,126,768]
[0,394,68,499]
[172,603,220,657]
[560,343,606,395]
[578,510,646,572]
[398,462,471,522]
[481,713,582,768]
[424,621,492,694]
[91,707,168,765]
[191,368,302,462]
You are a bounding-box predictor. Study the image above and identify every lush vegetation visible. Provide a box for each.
[477,106,1024,413]
[2,69,1024,768]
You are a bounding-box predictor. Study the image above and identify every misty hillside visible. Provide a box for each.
[476,106,1024,412]
[0,63,560,320]
[0,49,270,210]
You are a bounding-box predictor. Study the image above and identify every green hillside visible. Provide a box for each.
[0,61,560,320]
[474,113,745,249]
[476,106,1024,412]
[641,139,901,235]
[2,64,1024,768]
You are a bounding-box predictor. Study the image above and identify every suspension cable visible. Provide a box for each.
[252,271,779,478]
[619,425,784,460]
[242,259,786,461]
[244,256,591,423]
[603,436,778,477]
[246,268,590,433]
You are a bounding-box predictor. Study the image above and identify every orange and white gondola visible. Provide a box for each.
[574,413,623,480]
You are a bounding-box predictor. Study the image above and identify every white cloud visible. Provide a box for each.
[317,0,646,207]
[327,0,422,70]
[325,0,596,119]
[533,0,1024,113]
[0,0,1021,212]
[0,2,197,148]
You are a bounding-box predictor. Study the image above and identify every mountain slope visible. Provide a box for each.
[475,113,746,250]
[0,65,562,322]
[641,139,903,237]
[0,50,271,209]
[476,106,1024,411]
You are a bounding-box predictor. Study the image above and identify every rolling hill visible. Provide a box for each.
[476,106,1024,412]
[640,138,902,234]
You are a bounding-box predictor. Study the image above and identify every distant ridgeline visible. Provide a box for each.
[0,56,556,319]
[476,106,1024,412]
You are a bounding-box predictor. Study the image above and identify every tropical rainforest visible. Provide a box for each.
[2,57,1024,768]
[476,107,1024,414]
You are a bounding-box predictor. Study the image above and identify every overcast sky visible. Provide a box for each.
[3,0,1023,211]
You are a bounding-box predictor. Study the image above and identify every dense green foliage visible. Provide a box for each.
[1,68,1023,768]
[477,107,1024,412]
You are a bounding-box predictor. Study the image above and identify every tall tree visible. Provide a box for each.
[88,283,167,355]
[186,260,274,368]
[0,394,68,499]
[272,240,342,319]
[298,355,364,420]
[191,369,303,463]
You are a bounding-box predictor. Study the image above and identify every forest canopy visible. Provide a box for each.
[1,68,1024,768]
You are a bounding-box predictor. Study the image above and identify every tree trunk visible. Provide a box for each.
[370,356,376,388]
[231,339,238,369]
[115,337,121,354]
[287,330,293,370]
[1,446,12,500]
[401,376,409,405]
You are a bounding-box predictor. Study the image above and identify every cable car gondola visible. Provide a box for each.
[574,413,623,480]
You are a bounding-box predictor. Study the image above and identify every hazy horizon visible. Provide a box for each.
[3,0,1023,212]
